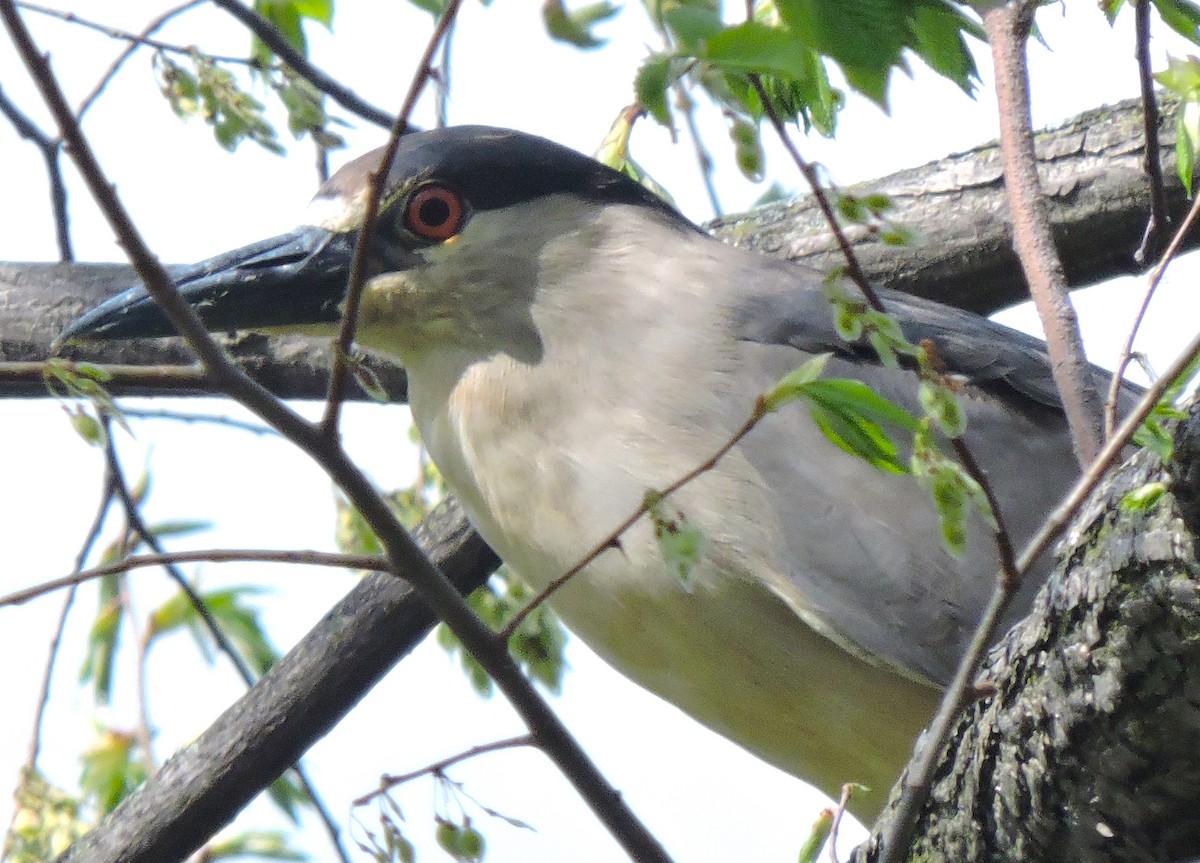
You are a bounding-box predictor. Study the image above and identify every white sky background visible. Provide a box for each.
[0,3,1198,862]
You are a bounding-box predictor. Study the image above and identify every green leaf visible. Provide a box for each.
[662,4,723,47]
[701,21,815,79]
[1153,0,1200,42]
[636,53,674,125]
[203,829,307,861]
[762,353,832,412]
[1179,111,1198,196]
[80,729,147,814]
[646,492,708,589]
[908,0,980,94]
[796,807,834,863]
[79,575,122,704]
[543,0,621,48]
[153,584,280,675]
[1121,481,1169,512]
[775,0,907,105]
[917,379,967,437]
[911,425,996,555]
[809,402,907,474]
[803,378,920,431]
[69,408,106,447]
[730,118,765,180]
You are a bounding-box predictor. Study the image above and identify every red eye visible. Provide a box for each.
[403,184,466,242]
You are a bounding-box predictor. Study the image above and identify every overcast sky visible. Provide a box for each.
[1,3,1198,862]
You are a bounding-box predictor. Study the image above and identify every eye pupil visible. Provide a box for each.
[404,184,466,242]
[418,197,451,227]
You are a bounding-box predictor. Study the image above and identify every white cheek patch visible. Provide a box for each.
[301,192,367,233]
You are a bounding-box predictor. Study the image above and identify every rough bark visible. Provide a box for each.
[0,263,408,401]
[710,98,1187,315]
[0,97,1187,402]
[858,402,1200,862]
[4,94,1189,862]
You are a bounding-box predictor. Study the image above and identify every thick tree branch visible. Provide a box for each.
[857,399,1200,862]
[710,97,1189,316]
[0,97,1186,401]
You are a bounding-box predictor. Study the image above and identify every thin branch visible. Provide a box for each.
[0,82,70,259]
[118,406,279,436]
[17,2,249,66]
[1134,0,1169,264]
[117,559,158,773]
[1106,192,1200,435]
[207,0,394,129]
[76,0,204,119]
[2,8,671,860]
[829,784,854,863]
[982,2,1103,466]
[354,735,533,806]
[501,408,763,640]
[748,74,884,311]
[0,361,211,392]
[320,0,464,436]
[3,467,116,858]
[1,548,388,609]
[102,425,260,686]
[750,49,1031,856]
[434,17,455,128]
[677,84,721,217]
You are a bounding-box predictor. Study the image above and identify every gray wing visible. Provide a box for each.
[728,267,1131,684]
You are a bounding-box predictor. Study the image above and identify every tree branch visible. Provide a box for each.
[858,398,1200,862]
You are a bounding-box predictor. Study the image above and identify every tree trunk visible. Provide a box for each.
[860,402,1200,862]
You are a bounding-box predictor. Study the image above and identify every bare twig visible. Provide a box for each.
[2,7,672,859]
[1105,192,1200,436]
[0,82,70,259]
[982,2,1103,466]
[2,467,116,859]
[207,0,394,129]
[118,406,279,436]
[1,361,210,392]
[17,2,247,66]
[829,784,854,863]
[103,425,260,691]
[116,559,158,772]
[320,0,464,436]
[1133,0,1169,264]
[0,547,386,608]
[677,85,721,217]
[354,735,533,806]
[747,75,884,311]
[434,17,455,128]
[76,0,204,119]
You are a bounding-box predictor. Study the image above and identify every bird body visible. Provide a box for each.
[63,126,1101,817]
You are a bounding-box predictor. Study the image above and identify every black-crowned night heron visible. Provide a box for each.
[63,125,1102,818]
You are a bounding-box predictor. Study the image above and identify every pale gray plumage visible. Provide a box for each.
[62,125,1114,817]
